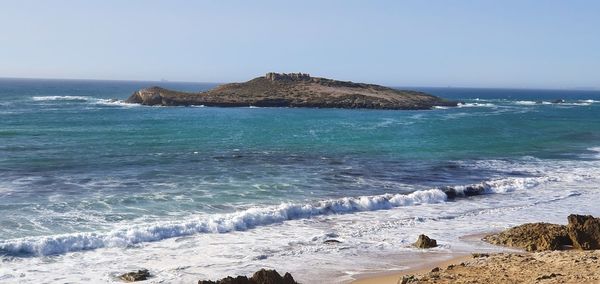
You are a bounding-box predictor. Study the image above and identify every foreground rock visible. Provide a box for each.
[126,73,458,110]
[119,269,150,282]
[567,214,600,250]
[399,251,600,283]
[484,214,600,252]
[414,234,437,249]
[483,222,571,251]
[198,269,297,284]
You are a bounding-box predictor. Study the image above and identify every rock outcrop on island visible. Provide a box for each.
[126,73,458,110]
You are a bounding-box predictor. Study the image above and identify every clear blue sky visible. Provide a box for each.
[1,0,599,88]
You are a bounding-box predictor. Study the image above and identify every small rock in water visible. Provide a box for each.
[119,269,150,282]
[324,239,342,244]
[414,234,437,248]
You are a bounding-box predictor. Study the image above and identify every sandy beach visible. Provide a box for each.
[351,253,472,284]
[354,250,600,284]
[352,215,600,284]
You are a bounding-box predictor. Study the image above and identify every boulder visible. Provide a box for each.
[567,214,600,250]
[198,276,251,284]
[483,223,571,252]
[198,269,297,284]
[251,269,296,284]
[414,234,437,248]
[119,269,150,282]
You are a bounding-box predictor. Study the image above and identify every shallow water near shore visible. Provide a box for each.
[1,79,600,283]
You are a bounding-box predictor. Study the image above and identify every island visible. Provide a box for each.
[126,73,458,109]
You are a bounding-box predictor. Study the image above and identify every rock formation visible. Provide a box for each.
[484,214,600,252]
[126,73,458,110]
[414,234,438,248]
[567,214,600,250]
[198,269,297,284]
[119,269,150,282]
[483,223,571,252]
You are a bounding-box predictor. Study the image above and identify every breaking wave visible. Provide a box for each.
[457,102,496,108]
[0,171,584,257]
[31,96,138,107]
[514,100,552,105]
[32,96,89,101]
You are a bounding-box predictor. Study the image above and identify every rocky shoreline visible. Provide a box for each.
[118,215,600,283]
[393,214,600,284]
[125,73,458,110]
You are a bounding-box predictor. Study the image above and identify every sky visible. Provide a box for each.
[1,0,599,89]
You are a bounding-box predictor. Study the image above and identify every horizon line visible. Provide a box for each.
[0,76,598,92]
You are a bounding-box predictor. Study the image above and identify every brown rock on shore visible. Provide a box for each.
[483,222,571,251]
[483,214,600,252]
[126,73,458,110]
[198,269,297,284]
[567,214,600,250]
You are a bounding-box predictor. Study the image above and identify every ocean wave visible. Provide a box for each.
[514,100,552,105]
[32,95,89,101]
[457,102,496,108]
[0,171,580,257]
[0,189,445,256]
[558,102,592,106]
[31,96,138,107]
[588,147,600,159]
[511,100,595,107]
[94,98,139,107]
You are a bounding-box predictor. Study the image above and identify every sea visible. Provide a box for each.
[1,78,600,283]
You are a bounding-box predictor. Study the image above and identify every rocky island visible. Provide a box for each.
[126,73,458,109]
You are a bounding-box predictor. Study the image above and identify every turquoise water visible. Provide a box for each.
[1,79,599,256]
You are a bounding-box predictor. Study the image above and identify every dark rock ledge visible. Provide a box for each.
[198,269,298,284]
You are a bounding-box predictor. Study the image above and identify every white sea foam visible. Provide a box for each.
[513,100,551,105]
[553,102,592,106]
[514,100,537,105]
[32,96,138,107]
[0,169,587,257]
[0,189,447,256]
[94,98,139,107]
[1,159,600,283]
[588,147,600,159]
[457,102,496,108]
[32,95,90,101]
